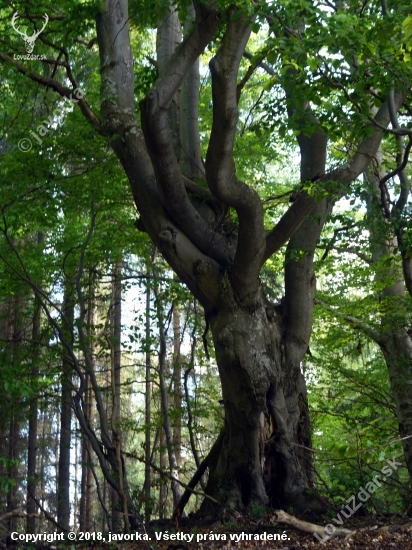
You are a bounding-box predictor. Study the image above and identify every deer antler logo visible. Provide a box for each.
[11,12,49,54]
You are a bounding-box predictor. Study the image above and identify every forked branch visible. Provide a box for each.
[205,10,266,300]
[140,2,233,267]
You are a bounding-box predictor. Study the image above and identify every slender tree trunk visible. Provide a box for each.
[57,280,74,530]
[183,315,204,486]
[7,292,25,532]
[143,269,152,523]
[27,232,44,532]
[363,161,412,483]
[172,305,182,468]
[102,476,107,532]
[110,261,129,531]
[7,408,20,532]
[79,377,88,531]
[27,298,41,532]
[40,409,46,517]
[0,296,15,522]
[57,366,72,530]
[156,295,182,509]
[85,376,94,530]
[73,431,79,527]
[158,428,167,519]
[380,331,412,481]
[79,273,95,532]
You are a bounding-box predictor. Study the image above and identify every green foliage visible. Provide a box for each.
[0,457,19,492]
[308,188,412,511]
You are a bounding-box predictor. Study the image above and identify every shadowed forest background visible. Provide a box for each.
[0,0,412,543]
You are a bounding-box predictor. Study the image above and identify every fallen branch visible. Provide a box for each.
[0,510,40,522]
[271,509,353,538]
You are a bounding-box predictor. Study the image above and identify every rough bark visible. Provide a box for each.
[200,278,320,512]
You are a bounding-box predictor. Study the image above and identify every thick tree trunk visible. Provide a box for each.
[202,282,318,513]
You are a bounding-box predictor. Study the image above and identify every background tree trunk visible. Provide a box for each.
[79,271,96,532]
[26,297,41,532]
[363,159,412,483]
[27,232,44,532]
[172,305,182,469]
[57,279,74,530]
[143,263,152,523]
[158,428,167,518]
[156,295,182,509]
[110,260,127,531]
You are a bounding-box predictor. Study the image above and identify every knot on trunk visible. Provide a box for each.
[158,227,174,244]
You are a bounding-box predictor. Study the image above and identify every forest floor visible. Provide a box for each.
[145,515,412,550]
[4,514,412,549]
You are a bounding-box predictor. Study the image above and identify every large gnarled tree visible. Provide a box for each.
[1,0,410,517]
